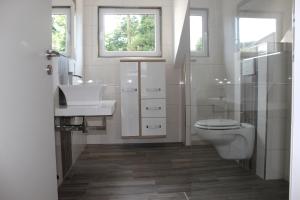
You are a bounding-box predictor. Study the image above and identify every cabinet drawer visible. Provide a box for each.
[141,99,166,118]
[141,86,166,99]
[142,118,166,136]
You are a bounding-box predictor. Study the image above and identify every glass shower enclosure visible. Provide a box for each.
[187,0,293,199]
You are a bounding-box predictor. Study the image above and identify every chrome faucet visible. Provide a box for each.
[68,72,83,85]
[72,74,83,79]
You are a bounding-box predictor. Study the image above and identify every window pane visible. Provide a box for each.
[190,15,203,52]
[104,14,156,52]
[239,18,277,51]
[52,14,68,53]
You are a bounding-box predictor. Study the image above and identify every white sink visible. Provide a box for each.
[56,83,116,117]
[59,83,104,106]
[55,100,116,116]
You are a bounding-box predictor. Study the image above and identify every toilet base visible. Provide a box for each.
[215,136,253,160]
[195,123,255,160]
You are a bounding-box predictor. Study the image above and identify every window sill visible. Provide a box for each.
[119,57,166,62]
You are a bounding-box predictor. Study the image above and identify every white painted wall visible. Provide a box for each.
[290,0,300,199]
[83,0,183,144]
[173,0,190,67]
[173,0,190,146]
[239,0,293,41]
[74,0,84,76]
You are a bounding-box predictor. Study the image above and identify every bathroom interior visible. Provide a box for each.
[50,0,293,199]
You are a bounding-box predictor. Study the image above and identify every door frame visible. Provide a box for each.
[290,0,300,199]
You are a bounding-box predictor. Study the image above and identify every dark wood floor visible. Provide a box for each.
[58,144,289,200]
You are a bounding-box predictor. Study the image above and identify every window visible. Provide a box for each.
[52,7,71,56]
[239,17,277,52]
[190,9,208,57]
[98,7,161,57]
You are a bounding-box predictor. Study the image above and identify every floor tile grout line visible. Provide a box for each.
[183,192,190,200]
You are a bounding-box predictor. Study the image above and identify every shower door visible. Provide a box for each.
[188,0,293,199]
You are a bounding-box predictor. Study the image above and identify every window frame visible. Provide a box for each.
[52,7,72,56]
[190,8,209,57]
[98,7,162,57]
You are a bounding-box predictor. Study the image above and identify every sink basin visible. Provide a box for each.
[59,83,105,106]
[55,100,116,116]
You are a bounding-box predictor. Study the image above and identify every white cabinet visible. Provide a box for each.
[120,60,166,137]
[120,62,140,137]
[141,62,166,99]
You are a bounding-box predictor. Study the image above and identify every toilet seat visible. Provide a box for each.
[195,119,241,130]
[193,119,255,160]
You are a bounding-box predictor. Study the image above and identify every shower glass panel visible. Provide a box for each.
[188,0,293,199]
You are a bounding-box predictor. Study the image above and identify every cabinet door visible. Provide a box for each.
[120,62,139,137]
[141,62,166,99]
[141,118,166,136]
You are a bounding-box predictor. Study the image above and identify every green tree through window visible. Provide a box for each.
[195,38,203,51]
[104,14,155,52]
[52,14,67,53]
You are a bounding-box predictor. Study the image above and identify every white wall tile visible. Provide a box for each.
[71,131,86,164]
[166,64,181,84]
[166,105,180,123]
[265,149,286,180]
[102,85,121,101]
[256,145,266,179]
[190,64,227,106]
[83,26,98,46]
[166,84,181,105]
[83,6,98,27]
[185,106,191,145]
[85,65,121,85]
[267,117,288,150]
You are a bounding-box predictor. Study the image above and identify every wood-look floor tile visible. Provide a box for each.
[58,144,288,200]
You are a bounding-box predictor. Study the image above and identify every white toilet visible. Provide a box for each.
[194,119,255,160]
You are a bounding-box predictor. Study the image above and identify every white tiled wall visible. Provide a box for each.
[82,0,184,144]
[189,64,229,137]
[257,51,292,180]
[265,53,291,180]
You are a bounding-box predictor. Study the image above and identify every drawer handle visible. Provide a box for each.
[146,125,162,129]
[146,88,161,92]
[122,88,138,92]
[146,106,162,111]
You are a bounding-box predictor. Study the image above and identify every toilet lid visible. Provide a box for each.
[195,119,241,130]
